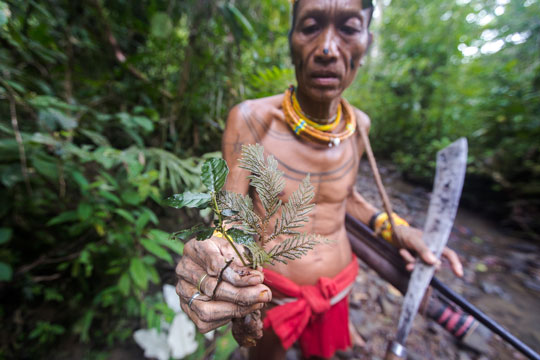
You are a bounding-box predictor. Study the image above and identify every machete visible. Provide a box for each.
[385,138,468,360]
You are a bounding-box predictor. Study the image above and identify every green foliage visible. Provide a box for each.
[347,0,540,230]
[168,144,320,268]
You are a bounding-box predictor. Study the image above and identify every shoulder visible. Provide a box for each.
[227,94,284,126]
[352,107,371,133]
[224,94,285,142]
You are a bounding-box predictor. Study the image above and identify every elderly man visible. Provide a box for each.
[175,0,463,358]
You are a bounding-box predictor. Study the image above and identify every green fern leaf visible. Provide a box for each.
[268,233,320,264]
[238,144,285,222]
[271,175,315,238]
[217,190,260,235]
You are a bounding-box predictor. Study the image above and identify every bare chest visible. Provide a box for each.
[256,119,359,205]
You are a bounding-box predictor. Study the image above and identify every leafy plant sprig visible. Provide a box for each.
[166,144,322,269]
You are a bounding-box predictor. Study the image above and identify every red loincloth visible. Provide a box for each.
[263,257,359,358]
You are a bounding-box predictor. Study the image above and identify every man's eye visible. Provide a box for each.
[302,25,319,34]
[341,26,360,35]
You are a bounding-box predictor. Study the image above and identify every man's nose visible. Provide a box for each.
[315,27,338,61]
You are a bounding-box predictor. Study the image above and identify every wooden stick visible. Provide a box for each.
[358,126,403,247]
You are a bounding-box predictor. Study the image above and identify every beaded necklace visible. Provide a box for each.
[282,86,356,147]
[291,90,342,131]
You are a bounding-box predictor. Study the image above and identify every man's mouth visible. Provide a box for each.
[310,71,340,86]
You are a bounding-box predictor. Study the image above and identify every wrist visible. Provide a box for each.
[370,211,409,246]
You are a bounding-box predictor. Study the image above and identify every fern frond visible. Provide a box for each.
[217,190,261,235]
[243,242,272,269]
[268,233,320,264]
[239,144,285,225]
[270,175,314,240]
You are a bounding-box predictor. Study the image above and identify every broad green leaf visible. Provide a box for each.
[47,211,78,226]
[98,190,121,206]
[196,227,215,241]
[0,261,12,281]
[165,192,211,209]
[117,273,131,296]
[148,229,183,255]
[201,158,228,193]
[0,228,12,245]
[77,203,92,221]
[129,258,148,290]
[135,211,151,234]
[140,238,173,263]
[150,12,173,38]
[114,209,136,223]
[226,228,254,246]
[172,224,215,241]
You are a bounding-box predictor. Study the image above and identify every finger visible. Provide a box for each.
[180,301,229,334]
[443,247,463,277]
[185,238,263,286]
[200,275,271,305]
[399,248,416,264]
[412,240,438,266]
[406,263,415,272]
[177,280,265,322]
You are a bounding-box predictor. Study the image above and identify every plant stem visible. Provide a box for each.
[212,193,249,267]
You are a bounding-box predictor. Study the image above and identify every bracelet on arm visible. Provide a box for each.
[369,211,409,247]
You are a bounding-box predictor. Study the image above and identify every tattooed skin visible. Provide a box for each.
[221,94,377,286]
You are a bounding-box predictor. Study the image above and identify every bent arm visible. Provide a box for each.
[222,101,258,194]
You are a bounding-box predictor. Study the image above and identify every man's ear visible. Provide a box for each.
[368,32,374,48]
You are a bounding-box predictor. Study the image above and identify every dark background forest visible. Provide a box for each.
[0,0,538,358]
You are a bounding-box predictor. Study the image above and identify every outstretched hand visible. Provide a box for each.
[394,225,463,277]
[175,236,271,334]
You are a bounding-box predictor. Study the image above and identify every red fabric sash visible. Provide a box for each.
[263,257,359,358]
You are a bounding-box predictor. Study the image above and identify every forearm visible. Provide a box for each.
[345,189,378,226]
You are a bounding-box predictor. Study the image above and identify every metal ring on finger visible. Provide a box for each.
[188,292,201,310]
[197,273,209,295]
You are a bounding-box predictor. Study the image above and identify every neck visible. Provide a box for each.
[295,87,341,125]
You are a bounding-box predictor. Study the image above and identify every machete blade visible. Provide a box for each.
[396,137,468,345]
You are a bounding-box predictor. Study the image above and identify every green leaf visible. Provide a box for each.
[135,211,151,234]
[226,228,253,246]
[196,227,215,241]
[77,203,92,221]
[0,228,12,245]
[129,258,148,290]
[150,12,173,38]
[172,224,215,241]
[114,209,136,223]
[202,158,229,193]
[148,229,183,255]
[140,238,173,263]
[118,273,131,296]
[165,192,211,209]
[47,211,78,226]
[0,261,12,281]
[98,190,121,206]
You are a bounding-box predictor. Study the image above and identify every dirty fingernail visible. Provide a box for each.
[259,290,270,302]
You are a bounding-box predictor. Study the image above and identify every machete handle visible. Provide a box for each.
[385,340,407,360]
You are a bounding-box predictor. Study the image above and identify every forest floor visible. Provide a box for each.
[338,160,540,360]
[108,160,540,360]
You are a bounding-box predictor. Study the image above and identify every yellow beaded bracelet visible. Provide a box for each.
[371,211,409,246]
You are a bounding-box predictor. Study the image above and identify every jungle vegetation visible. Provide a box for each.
[0,0,538,358]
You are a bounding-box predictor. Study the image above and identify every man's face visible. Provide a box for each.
[290,0,371,101]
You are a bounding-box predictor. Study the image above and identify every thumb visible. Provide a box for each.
[416,242,438,265]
